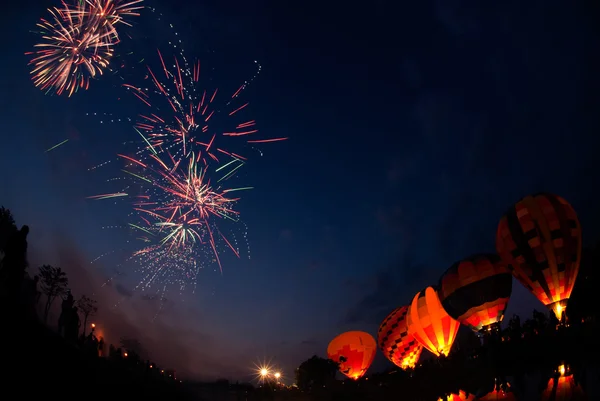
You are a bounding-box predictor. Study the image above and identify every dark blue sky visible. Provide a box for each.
[2,0,600,381]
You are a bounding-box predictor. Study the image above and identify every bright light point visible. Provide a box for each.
[260,368,268,376]
[274,372,281,379]
[559,364,566,376]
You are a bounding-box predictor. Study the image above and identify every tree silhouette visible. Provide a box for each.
[39,265,69,323]
[77,295,98,336]
[295,355,339,392]
[0,206,17,253]
[0,207,29,298]
[120,337,147,359]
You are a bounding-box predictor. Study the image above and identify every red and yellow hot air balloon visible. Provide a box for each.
[378,306,423,369]
[327,331,376,380]
[438,390,475,401]
[496,193,582,320]
[406,286,460,357]
[438,254,513,334]
[541,364,587,401]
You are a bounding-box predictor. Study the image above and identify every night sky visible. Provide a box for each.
[2,0,600,382]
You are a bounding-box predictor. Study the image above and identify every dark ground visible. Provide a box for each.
[2,307,195,400]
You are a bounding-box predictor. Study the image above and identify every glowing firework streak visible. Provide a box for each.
[65,0,144,43]
[124,49,288,166]
[45,139,69,152]
[27,0,143,96]
[89,147,250,276]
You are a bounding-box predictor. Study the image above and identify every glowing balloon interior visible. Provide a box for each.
[406,286,460,357]
[438,254,513,333]
[327,331,376,380]
[378,306,423,369]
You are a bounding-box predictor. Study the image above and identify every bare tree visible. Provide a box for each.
[77,295,98,336]
[39,265,68,323]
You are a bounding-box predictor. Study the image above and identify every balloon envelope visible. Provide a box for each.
[438,254,513,333]
[378,306,423,369]
[327,331,376,380]
[496,193,582,320]
[406,287,460,357]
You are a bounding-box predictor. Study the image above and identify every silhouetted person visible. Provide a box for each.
[65,306,80,342]
[58,291,75,336]
[1,225,29,299]
[20,274,40,319]
[108,344,116,359]
[31,275,40,304]
[98,337,105,357]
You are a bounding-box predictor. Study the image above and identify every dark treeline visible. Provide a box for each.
[0,206,198,400]
[293,243,600,401]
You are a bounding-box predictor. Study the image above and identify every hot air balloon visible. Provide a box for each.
[406,287,460,357]
[496,193,582,320]
[438,390,476,401]
[327,331,376,380]
[438,254,513,334]
[378,306,423,369]
[541,364,587,401]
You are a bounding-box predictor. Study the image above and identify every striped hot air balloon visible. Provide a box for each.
[438,390,476,401]
[438,254,513,334]
[496,193,582,320]
[406,287,460,357]
[378,306,423,369]
[327,331,376,380]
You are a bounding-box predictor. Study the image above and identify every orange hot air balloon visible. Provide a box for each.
[438,254,513,334]
[541,365,587,401]
[327,331,376,380]
[496,193,582,320]
[378,306,423,369]
[438,390,475,401]
[406,287,460,357]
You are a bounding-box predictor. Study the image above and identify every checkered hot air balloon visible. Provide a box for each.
[496,193,582,321]
[438,254,513,334]
[438,390,476,401]
[406,287,460,357]
[378,306,423,369]
[327,331,376,380]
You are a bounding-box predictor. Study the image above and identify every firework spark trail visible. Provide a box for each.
[81,5,279,311]
[64,0,144,43]
[89,144,251,281]
[86,7,285,171]
[45,139,70,152]
[123,49,288,168]
[27,0,143,96]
